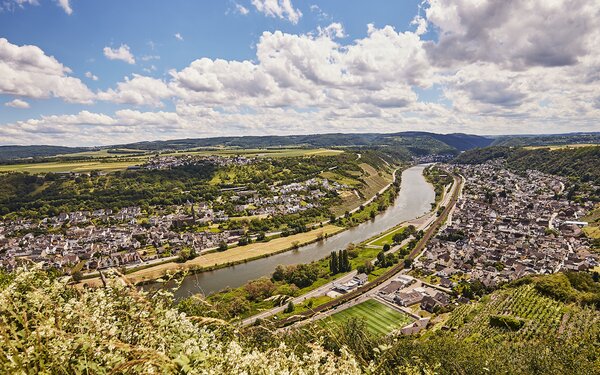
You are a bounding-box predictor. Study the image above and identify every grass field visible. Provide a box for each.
[326,299,414,336]
[81,224,344,287]
[0,160,141,174]
[165,148,344,158]
[582,204,600,240]
[524,143,600,150]
[369,226,406,247]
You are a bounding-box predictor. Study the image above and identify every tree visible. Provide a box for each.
[330,251,339,275]
[284,301,295,314]
[383,243,391,251]
[218,241,228,252]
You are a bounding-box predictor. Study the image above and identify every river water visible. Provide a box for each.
[155,164,434,298]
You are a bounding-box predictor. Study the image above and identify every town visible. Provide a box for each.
[414,161,598,289]
[0,155,351,274]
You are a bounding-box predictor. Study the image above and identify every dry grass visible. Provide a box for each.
[81,224,344,287]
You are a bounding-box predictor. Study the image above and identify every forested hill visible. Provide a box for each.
[0,145,88,160]
[492,132,600,147]
[454,145,600,184]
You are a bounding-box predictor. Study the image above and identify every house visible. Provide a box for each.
[394,290,424,307]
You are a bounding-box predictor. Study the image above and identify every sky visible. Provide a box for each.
[0,0,599,146]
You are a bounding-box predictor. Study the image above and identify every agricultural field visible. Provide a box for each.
[167,148,344,158]
[0,159,142,174]
[0,148,345,174]
[524,143,600,150]
[326,299,414,336]
[331,163,393,216]
[56,148,148,158]
[582,204,600,240]
[445,283,600,342]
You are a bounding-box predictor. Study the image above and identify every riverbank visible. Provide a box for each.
[80,224,344,287]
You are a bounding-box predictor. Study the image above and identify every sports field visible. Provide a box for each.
[327,299,414,336]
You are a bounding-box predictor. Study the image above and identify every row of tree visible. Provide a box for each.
[329,249,351,275]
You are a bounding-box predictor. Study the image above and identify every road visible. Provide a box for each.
[241,171,462,327]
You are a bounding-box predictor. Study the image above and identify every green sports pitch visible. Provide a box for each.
[326,299,414,336]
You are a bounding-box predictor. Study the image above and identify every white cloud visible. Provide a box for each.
[235,3,249,15]
[98,74,172,107]
[141,55,160,61]
[85,71,98,81]
[318,23,345,39]
[103,44,136,64]
[56,0,71,15]
[3,0,600,145]
[1,0,71,14]
[251,0,302,24]
[5,98,30,108]
[0,38,94,103]
[174,33,184,41]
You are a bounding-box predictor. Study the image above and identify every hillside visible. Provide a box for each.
[454,145,600,185]
[492,132,600,147]
[2,268,598,374]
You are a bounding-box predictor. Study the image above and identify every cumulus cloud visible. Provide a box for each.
[251,0,302,24]
[5,98,30,108]
[56,0,71,15]
[1,0,71,14]
[234,3,249,15]
[0,38,94,103]
[174,33,183,41]
[3,0,600,144]
[424,0,599,69]
[98,74,172,107]
[103,44,136,64]
[85,71,98,81]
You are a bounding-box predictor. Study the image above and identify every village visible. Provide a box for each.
[0,172,349,274]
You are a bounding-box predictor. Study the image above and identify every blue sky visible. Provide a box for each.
[0,0,599,145]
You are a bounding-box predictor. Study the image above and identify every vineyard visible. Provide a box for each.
[445,283,600,342]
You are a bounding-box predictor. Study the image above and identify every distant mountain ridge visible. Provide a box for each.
[0,132,494,161]
[1,131,598,161]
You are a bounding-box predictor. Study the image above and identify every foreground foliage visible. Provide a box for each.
[0,268,361,374]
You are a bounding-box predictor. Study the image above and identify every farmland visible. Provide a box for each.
[445,283,600,342]
[0,148,344,174]
[326,299,414,336]
[0,159,142,174]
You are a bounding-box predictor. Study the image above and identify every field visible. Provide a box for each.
[165,148,343,158]
[0,160,141,174]
[326,299,414,336]
[369,226,406,247]
[80,224,344,287]
[524,143,600,150]
[331,163,393,216]
[582,204,600,240]
[445,283,600,342]
[0,148,343,174]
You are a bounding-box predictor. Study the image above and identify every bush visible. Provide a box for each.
[489,315,525,331]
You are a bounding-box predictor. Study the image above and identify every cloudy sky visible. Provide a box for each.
[1,0,599,146]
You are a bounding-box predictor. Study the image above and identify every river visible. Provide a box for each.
[155,164,435,298]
